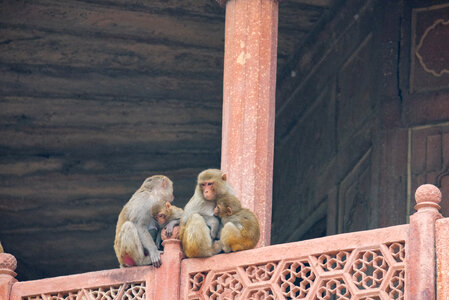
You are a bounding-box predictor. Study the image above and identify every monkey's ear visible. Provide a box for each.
[226,207,232,216]
[222,173,227,181]
[161,177,168,188]
[165,201,171,208]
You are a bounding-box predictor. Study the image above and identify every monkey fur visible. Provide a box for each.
[151,201,183,247]
[214,194,260,253]
[114,175,174,268]
[180,169,233,258]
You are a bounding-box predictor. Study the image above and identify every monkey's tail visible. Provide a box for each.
[181,213,216,258]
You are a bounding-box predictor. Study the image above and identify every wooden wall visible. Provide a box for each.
[0,0,224,280]
[272,0,449,243]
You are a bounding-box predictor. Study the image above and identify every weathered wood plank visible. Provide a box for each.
[0,27,224,75]
[0,0,225,50]
[0,66,222,101]
[279,1,329,31]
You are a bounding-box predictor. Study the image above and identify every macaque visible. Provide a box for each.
[114,175,174,268]
[213,194,260,253]
[151,201,183,247]
[180,169,233,258]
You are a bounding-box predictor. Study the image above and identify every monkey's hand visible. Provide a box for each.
[149,248,161,268]
[165,223,174,237]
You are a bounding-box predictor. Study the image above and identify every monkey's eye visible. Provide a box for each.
[157,214,166,219]
[200,183,205,187]
[206,182,213,186]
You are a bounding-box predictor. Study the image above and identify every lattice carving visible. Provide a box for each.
[351,249,389,290]
[245,262,278,283]
[23,296,44,300]
[247,288,275,300]
[316,278,352,299]
[386,269,405,299]
[189,271,208,292]
[205,271,243,299]
[22,282,146,300]
[278,260,315,299]
[387,242,405,263]
[121,283,146,300]
[88,285,122,300]
[184,240,406,299]
[316,250,351,272]
[42,291,80,300]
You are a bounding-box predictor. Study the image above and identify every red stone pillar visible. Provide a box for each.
[436,217,449,300]
[0,253,18,300]
[153,229,183,300]
[406,184,442,299]
[220,0,278,247]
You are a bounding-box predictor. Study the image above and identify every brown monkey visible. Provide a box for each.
[151,201,183,247]
[213,194,260,253]
[114,175,174,268]
[180,169,233,258]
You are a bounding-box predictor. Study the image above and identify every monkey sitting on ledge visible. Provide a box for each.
[213,194,260,253]
[180,169,233,258]
[114,175,174,268]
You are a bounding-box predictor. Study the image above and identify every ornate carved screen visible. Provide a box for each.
[180,224,408,300]
[9,266,153,300]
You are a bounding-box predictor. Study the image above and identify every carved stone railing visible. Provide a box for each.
[181,225,407,299]
[2,239,183,300]
[1,184,447,299]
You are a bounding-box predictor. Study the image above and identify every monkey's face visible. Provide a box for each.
[200,180,216,201]
[214,204,230,219]
[155,212,167,226]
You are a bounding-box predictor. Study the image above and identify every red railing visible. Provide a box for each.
[0,184,447,300]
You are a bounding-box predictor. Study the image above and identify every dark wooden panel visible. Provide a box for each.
[0,0,225,49]
[0,27,224,76]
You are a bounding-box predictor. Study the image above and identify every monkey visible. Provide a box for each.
[179,169,233,258]
[151,201,183,248]
[114,175,174,268]
[213,194,260,253]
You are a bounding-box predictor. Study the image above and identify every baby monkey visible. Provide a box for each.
[213,194,260,253]
[151,201,183,248]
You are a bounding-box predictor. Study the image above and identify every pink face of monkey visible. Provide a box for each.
[200,180,216,201]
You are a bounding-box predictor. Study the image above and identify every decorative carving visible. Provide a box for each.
[351,249,389,290]
[386,269,405,299]
[414,183,442,212]
[410,4,449,92]
[247,288,276,300]
[316,277,352,299]
[189,271,208,292]
[22,282,146,300]
[278,260,316,298]
[121,283,146,300]
[184,242,405,299]
[205,272,243,299]
[416,19,449,77]
[244,262,278,283]
[387,242,405,263]
[0,253,17,274]
[315,250,351,272]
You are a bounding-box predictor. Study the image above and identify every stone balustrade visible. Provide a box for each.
[0,184,447,300]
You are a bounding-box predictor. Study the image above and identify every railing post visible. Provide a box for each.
[406,184,442,299]
[153,229,183,300]
[436,217,449,299]
[0,253,18,300]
